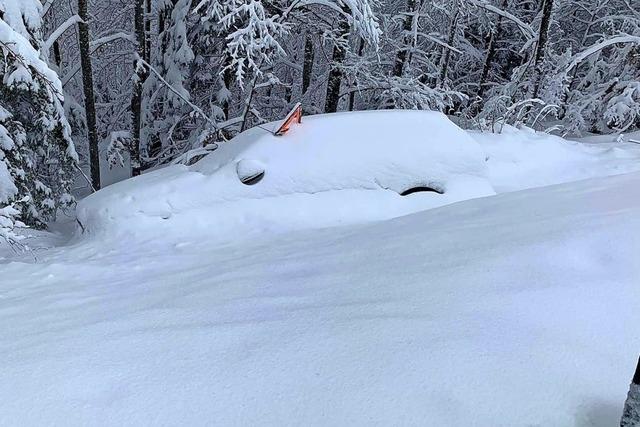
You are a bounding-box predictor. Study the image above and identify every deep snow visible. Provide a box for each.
[1,172,639,426]
[473,126,640,192]
[1,114,640,426]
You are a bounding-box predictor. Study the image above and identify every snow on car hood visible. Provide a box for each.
[77,110,495,241]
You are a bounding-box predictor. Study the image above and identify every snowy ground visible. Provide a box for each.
[1,118,640,426]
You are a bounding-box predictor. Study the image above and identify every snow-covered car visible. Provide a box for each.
[77,110,495,241]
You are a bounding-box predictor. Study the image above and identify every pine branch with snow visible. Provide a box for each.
[0,0,77,228]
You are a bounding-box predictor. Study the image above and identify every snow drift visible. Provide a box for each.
[2,172,640,426]
[77,110,494,240]
[472,125,640,192]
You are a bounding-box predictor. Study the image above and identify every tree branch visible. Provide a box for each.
[565,35,640,73]
[43,15,84,54]
[464,0,535,40]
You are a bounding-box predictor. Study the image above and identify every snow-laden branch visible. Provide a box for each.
[287,0,381,44]
[62,32,134,86]
[137,58,219,130]
[0,23,64,97]
[413,32,463,54]
[41,0,54,17]
[90,32,135,49]
[295,0,345,16]
[464,0,535,40]
[42,14,84,53]
[565,35,640,72]
[0,21,78,161]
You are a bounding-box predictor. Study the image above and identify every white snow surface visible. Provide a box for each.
[472,126,640,192]
[3,114,640,426]
[2,172,640,426]
[78,111,494,240]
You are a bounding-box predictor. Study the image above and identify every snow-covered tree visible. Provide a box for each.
[554,0,640,133]
[0,0,77,236]
[197,0,288,86]
[141,0,198,166]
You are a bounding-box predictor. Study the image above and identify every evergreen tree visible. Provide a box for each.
[0,0,77,240]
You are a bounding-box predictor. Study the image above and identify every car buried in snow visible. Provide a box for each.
[77,110,495,240]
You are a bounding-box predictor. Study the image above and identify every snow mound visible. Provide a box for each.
[472,125,640,192]
[77,110,494,240]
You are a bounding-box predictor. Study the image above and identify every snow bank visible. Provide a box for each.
[472,125,640,192]
[2,172,639,426]
[77,110,494,240]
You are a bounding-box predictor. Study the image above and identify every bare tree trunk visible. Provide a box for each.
[559,8,596,118]
[324,17,349,113]
[239,75,259,132]
[77,0,101,190]
[477,0,507,100]
[284,69,292,104]
[621,356,640,427]
[144,0,152,64]
[392,0,417,77]
[148,0,174,158]
[158,6,167,35]
[437,8,459,88]
[53,40,63,69]
[301,34,315,95]
[531,0,554,99]
[130,0,148,176]
[222,56,234,120]
[348,38,365,111]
